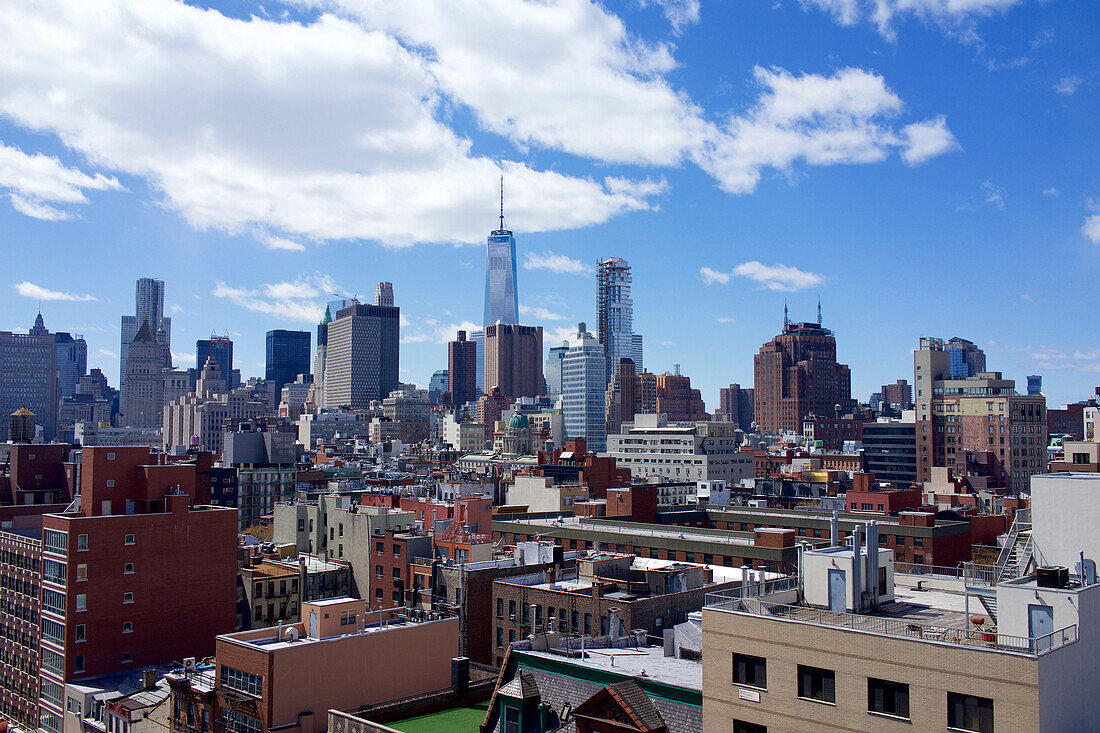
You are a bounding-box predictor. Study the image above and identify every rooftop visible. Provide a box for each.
[519,646,701,691]
[705,584,1077,657]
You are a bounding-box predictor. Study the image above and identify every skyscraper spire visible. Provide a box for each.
[783,300,789,330]
[499,174,506,232]
[817,298,822,326]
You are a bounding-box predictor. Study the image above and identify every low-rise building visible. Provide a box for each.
[166,598,459,733]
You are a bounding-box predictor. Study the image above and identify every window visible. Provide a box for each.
[122,651,132,663]
[76,594,87,612]
[733,722,767,733]
[497,598,504,618]
[496,627,504,647]
[75,624,86,642]
[948,692,993,732]
[123,621,133,633]
[75,655,85,673]
[340,609,356,626]
[77,563,87,581]
[44,529,68,555]
[727,651,769,689]
[124,562,135,574]
[868,678,909,719]
[797,665,835,704]
[43,558,67,585]
[220,709,262,733]
[503,706,520,733]
[123,591,134,604]
[124,533,135,545]
[220,665,263,696]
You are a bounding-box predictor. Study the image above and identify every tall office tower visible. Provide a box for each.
[596,258,641,383]
[324,301,400,409]
[375,281,394,307]
[631,333,644,372]
[448,330,478,407]
[914,337,1046,493]
[945,337,986,379]
[483,180,519,327]
[37,447,237,733]
[266,329,311,399]
[313,305,332,406]
[545,341,569,398]
[119,278,171,412]
[122,319,167,428]
[484,323,543,399]
[428,370,448,406]
[717,383,755,430]
[1027,375,1043,396]
[562,322,607,451]
[54,332,87,398]
[196,335,235,389]
[0,314,59,441]
[469,329,486,393]
[604,358,637,436]
[753,304,853,434]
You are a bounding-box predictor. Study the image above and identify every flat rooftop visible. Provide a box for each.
[519,646,701,691]
[502,515,759,547]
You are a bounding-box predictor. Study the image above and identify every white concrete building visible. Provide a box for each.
[607,414,754,484]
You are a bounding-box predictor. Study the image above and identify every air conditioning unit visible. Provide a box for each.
[183,657,196,670]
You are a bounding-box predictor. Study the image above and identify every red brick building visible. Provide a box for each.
[37,446,237,733]
[753,316,853,434]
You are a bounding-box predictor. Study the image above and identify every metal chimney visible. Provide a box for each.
[851,524,863,614]
[865,521,879,609]
[830,510,839,546]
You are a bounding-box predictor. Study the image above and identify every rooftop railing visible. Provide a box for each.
[704,596,1077,656]
[704,576,800,606]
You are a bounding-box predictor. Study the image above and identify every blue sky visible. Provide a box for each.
[1,0,1097,410]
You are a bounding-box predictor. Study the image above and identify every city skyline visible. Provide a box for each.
[0,0,1097,411]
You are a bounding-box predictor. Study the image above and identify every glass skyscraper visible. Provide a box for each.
[562,323,607,451]
[597,258,642,384]
[483,188,519,327]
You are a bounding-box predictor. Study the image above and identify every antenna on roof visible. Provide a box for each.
[817,298,822,326]
[499,174,506,231]
[783,300,789,330]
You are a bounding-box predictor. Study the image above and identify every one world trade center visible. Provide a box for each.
[483,178,519,326]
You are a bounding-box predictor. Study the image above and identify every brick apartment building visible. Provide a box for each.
[37,446,238,733]
[0,528,42,729]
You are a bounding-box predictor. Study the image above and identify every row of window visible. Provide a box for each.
[731,654,993,732]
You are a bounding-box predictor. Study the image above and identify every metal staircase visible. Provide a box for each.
[964,509,1036,623]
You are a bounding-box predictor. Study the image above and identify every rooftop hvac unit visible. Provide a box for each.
[183,657,196,670]
[1036,566,1070,589]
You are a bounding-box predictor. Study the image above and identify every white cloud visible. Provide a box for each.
[638,0,701,34]
[0,0,952,245]
[524,251,590,276]
[0,141,122,220]
[983,181,1006,209]
[699,267,731,285]
[899,116,961,165]
[732,261,825,291]
[1055,76,1082,96]
[697,67,954,194]
[1042,187,1058,197]
[172,351,196,365]
[212,273,337,322]
[0,0,662,248]
[402,319,481,345]
[1083,215,1100,245]
[97,348,118,359]
[259,233,307,252]
[519,305,568,322]
[799,0,1024,41]
[715,316,735,323]
[12,281,97,301]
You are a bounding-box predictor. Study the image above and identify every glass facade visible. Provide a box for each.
[483,230,519,327]
[597,258,640,382]
[562,326,607,451]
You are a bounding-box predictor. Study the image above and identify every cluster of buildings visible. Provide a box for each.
[3,195,1100,732]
